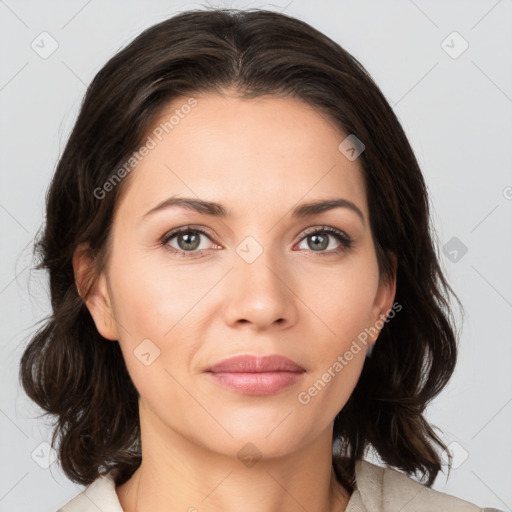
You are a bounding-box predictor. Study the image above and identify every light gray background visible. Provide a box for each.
[1,1,511,511]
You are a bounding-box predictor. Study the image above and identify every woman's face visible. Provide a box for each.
[77,92,395,460]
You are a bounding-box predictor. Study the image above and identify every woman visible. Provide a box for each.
[20,7,500,512]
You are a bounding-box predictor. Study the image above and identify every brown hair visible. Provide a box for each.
[20,7,461,491]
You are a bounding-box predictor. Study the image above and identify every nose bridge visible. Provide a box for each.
[223,232,297,328]
[235,232,287,295]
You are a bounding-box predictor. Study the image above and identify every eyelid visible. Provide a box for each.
[160,224,216,242]
[298,225,351,243]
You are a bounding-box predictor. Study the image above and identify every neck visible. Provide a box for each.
[116,401,351,512]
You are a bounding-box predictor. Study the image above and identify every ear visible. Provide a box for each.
[367,251,397,345]
[73,243,119,341]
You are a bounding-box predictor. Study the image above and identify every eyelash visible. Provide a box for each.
[160,225,353,259]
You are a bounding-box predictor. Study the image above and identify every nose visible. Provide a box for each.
[222,246,299,331]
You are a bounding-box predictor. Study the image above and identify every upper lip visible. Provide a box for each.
[206,354,305,373]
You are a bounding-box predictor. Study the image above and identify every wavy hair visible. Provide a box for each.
[20,7,461,491]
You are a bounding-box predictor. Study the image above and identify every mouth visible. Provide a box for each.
[204,354,306,395]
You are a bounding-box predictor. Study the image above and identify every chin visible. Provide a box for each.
[199,427,309,463]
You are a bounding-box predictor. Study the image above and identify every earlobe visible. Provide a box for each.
[73,243,119,341]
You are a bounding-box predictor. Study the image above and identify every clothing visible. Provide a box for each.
[57,459,499,512]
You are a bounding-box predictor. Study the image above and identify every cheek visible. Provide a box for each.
[295,282,372,424]
[105,248,220,397]
[293,254,379,412]
[108,247,217,340]
[297,253,380,339]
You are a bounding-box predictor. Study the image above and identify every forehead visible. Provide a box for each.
[114,93,368,222]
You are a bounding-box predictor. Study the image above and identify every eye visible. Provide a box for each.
[296,226,353,256]
[160,226,219,258]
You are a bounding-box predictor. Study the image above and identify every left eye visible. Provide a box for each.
[296,227,353,254]
[161,226,352,257]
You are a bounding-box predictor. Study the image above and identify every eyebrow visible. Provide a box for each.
[142,196,365,225]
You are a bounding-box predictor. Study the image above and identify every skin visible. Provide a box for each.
[74,91,396,512]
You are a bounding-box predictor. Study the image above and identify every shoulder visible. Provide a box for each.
[354,459,500,512]
[56,471,123,512]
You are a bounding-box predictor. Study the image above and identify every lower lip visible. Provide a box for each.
[207,371,305,395]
